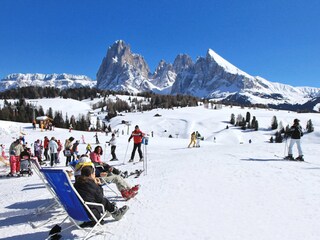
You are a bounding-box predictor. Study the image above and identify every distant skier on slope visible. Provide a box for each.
[188,132,196,148]
[195,131,201,147]
[284,119,304,161]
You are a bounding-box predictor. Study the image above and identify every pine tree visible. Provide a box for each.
[306,119,314,133]
[230,113,235,125]
[251,116,257,129]
[246,112,251,123]
[254,120,259,131]
[271,116,278,130]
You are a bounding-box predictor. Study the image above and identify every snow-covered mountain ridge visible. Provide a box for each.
[0,73,96,91]
[96,40,320,106]
[1,40,319,108]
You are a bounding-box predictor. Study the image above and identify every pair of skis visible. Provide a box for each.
[121,169,144,179]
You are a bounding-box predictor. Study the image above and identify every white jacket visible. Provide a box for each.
[49,140,58,153]
[109,137,117,146]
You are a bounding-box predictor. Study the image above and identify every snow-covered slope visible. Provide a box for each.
[0,73,96,91]
[0,100,320,239]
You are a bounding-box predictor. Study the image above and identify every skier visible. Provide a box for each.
[187,132,196,148]
[195,131,201,147]
[284,119,304,161]
[85,143,92,154]
[128,125,145,162]
[107,133,118,161]
[81,135,86,144]
[94,132,100,144]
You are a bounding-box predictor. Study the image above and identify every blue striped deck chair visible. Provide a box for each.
[40,168,112,240]
[29,160,61,216]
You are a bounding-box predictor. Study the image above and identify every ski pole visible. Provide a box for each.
[145,144,147,175]
[283,136,288,158]
[123,141,130,165]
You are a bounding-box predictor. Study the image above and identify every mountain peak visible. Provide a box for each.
[206,49,250,77]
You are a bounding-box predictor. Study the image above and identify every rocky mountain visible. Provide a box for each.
[96,40,151,93]
[1,40,319,110]
[0,73,96,91]
[96,41,320,106]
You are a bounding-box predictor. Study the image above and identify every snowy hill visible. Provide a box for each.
[0,73,96,91]
[0,98,320,239]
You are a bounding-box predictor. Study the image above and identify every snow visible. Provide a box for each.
[207,49,252,78]
[1,99,320,239]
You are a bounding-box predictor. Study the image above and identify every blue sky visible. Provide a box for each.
[0,0,319,87]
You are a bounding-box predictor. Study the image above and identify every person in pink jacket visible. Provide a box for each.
[89,146,139,200]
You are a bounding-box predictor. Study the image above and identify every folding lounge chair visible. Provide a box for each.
[29,160,60,215]
[40,168,112,240]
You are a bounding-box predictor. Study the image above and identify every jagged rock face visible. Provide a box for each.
[151,60,175,90]
[96,40,151,92]
[0,73,95,91]
[171,51,247,97]
[173,54,193,72]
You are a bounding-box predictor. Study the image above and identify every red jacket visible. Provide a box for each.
[44,138,49,149]
[129,129,145,144]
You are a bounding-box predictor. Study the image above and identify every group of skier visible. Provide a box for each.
[188,131,202,148]
[186,118,305,161]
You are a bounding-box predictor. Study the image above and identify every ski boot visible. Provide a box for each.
[128,159,133,163]
[139,157,144,162]
[284,154,294,160]
[112,205,129,221]
[131,184,140,192]
[295,155,304,161]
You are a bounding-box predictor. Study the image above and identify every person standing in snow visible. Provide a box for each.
[188,132,196,148]
[8,139,24,177]
[94,132,100,144]
[81,135,86,144]
[43,136,49,162]
[107,133,118,161]
[56,139,63,163]
[128,125,145,162]
[285,119,304,161]
[72,140,80,161]
[195,131,201,147]
[34,139,43,164]
[49,137,58,167]
[64,137,74,166]
[86,143,92,154]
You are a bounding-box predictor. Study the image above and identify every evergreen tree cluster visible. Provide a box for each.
[0,99,43,122]
[137,92,199,109]
[0,86,126,101]
[229,111,258,130]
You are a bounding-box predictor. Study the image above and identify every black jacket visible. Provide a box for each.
[289,124,303,139]
[74,177,114,220]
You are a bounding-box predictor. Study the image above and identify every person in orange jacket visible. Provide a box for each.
[128,125,145,162]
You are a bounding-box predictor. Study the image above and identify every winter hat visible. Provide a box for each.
[135,125,139,129]
[294,119,300,123]
[74,156,93,176]
[69,137,75,142]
